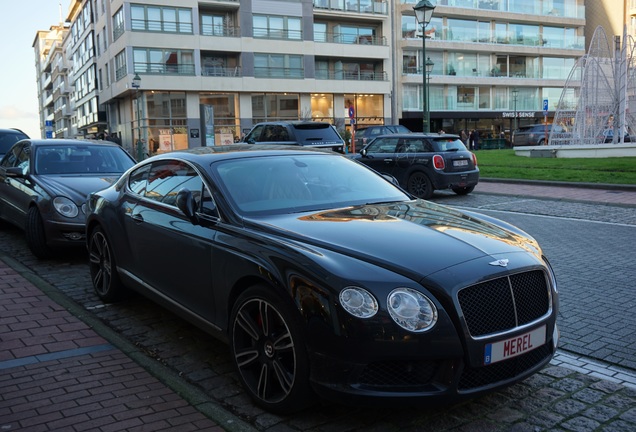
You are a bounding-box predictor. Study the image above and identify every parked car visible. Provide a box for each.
[512,124,559,146]
[354,124,411,148]
[86,145,558,414]
[353,133,479,199]
[241,121,345,152]
[0,128,29,158]
[0,139,136,258]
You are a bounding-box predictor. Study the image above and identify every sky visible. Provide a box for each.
[1,1,71,138]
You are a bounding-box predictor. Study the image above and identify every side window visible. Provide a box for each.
[366,137,397,153]
[245,125,265,143]
[1,143,25,169]
[128,164,151,195]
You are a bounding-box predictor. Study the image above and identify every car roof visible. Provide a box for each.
[147,144,337,163]
[0,128,29,134]
[23,139,123,148]
[371,133,461,139]
[251,121,332,126]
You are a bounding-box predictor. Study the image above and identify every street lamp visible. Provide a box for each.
[413,0,436,133]
[131,73,145,161]
[512,87,519,133]
[425,57,434,130]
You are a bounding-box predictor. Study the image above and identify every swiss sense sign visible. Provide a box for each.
[502,111,538,118]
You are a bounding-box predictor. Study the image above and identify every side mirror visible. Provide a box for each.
[6,167,25,178]
[360,149,367,157]
[176,188,199,225]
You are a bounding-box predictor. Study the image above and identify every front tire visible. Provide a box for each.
[230,285,313,414]
[25,206,53,259]
[88,226,126,302]
[407,171,434,199]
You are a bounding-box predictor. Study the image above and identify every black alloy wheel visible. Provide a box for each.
[88,226,125,302]
[230,285,313,414]
[407,171,434,199]
[25,206,53,259]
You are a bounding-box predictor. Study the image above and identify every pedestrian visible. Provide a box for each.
[461,129,468,146]
[438,129,446,135]
[472,129,480,150]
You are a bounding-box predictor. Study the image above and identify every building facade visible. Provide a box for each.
[35,0,592,151]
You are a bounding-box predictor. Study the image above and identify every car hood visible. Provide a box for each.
[250,200,541,279]
[40,175,121,203]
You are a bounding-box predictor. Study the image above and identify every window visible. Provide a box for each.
[131,4,193,33]
[145,160,202,207]
[253,15,301,40]
[201,14,229,36]
[254,54,303,79]
[134,48,195,75]
[113,7,124,40]
[114,49,127,81]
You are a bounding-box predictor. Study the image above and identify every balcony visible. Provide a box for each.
[134,63,196,75]
[202,66,242,77]
[316,70,387,81]
[314,0,388,15]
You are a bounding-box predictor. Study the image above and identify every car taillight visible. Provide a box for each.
[433,154,445,170]
[471,153,478,166]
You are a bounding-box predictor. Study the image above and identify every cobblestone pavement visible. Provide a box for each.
[1,181,636,431]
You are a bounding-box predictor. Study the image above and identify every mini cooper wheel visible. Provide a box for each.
[452,185,475,195]
[230,285,313,414]
[88,226,125,302]
[25,206,53,259]
[407,171,434,199]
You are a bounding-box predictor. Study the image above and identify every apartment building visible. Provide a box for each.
[33,22,73,139]
[585,0,632,45]
[396,0,586,139]
[77,0,390,154]
[35,0,590,150]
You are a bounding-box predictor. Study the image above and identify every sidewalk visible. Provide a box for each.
[476,179,636,206]
[0,258,250,432]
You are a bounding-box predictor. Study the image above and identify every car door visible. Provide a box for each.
[393,137,434,183]
[125,159,219,321]
[359,136,401,178]
[0,142,34,228]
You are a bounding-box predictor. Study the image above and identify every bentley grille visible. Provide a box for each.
[458,270,551,338]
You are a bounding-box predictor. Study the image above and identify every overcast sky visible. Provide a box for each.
[1,1,71,138]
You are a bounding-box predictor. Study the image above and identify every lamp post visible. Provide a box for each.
[131,73,144,161]
[425,57,434,130]
[413,0,436,133]
[512,87,519,132]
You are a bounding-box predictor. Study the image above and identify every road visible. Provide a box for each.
[1,188,635,431]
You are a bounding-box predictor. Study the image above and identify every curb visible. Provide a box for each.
[479,177,636,192]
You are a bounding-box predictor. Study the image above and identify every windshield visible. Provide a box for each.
[214,153,410,215]
[36,144,135,175]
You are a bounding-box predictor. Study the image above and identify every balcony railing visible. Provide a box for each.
[315,32,387,45]
[316,70,387,80]
[253,27,302,40]
[314,0,388,15]
[254,67,304,79]
[201,66,242,77]
[134,63,196,75]
[201,24,239,37]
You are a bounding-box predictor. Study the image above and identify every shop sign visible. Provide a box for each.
[502,111,537,118]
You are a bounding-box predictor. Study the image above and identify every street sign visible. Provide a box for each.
[543,99,549,113]
[348,106,355,119]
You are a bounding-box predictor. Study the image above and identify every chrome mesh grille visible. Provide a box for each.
[458,270,550,337]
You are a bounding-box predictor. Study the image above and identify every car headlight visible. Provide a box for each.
[53,197,79,218]
[387,288,438,332]
[339,287,378,318]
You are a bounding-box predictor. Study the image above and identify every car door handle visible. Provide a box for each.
[383,158,393,163]
[131,214,144,223]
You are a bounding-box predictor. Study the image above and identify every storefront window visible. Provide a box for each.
[310,94,334,122]
[200,93,240,145]
[145,92,188,154]
[251,93,299,122]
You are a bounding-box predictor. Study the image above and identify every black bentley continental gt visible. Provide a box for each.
[85,145,558,413]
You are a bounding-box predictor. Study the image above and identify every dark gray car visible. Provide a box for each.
[242,121,345,153]
[353,133,479,199]
[0,128,29,158]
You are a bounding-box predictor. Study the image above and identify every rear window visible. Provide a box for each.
[431,138,468,151]
[292,123,343,144]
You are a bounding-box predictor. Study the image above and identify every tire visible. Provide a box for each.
[25,206,53,259]
[537,139,546,146]
[88,226,126,302]
[452,185,475,195]
[407,171,434,199]
[230,285,314,414]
